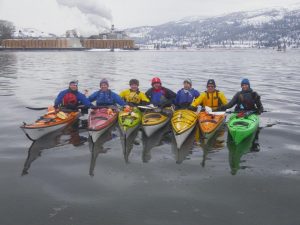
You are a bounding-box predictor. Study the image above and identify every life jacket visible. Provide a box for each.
[148,88,167,105]
[237,90,257,110]
[96,90,114,106]
[177,88,196,104]
[203,90,221,108]
[63,92,78,107]
[127,89,141,104]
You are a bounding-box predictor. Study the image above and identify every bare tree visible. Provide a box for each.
[0,20,15,41]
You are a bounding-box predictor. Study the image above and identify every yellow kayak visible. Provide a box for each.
[142,108,172,137]
[171,109,198,148]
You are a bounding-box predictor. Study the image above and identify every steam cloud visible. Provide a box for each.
[0,0,113,36]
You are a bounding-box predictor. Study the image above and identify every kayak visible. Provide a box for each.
[198,111,226,140]
[227,112,259,145]
[142,108,172,137]
[88,107,118,142]
[171,109,198,148]
[227,131,257,175]
[21,111,80,141]
[118,106,142,137]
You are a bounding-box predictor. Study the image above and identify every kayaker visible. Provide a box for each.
[89,78,126,107]
[218,78,264,114]
[175,78,200,109]
[54,80,93,111]
[190,79,227,111]
[145,77,176,107]
[119,79,150,106]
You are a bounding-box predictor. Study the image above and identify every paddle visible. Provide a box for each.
[25,106,48,110]
[204,106,226,116]
[224,110,268,114]
[137,104,157,110]
[26,105,86,111]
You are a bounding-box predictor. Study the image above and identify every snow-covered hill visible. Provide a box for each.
[126,7,300,48]
[13,28,57,38]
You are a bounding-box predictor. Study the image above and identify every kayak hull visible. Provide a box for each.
[171,109,198,148]
[198,111,225,140]
[227,113,259,145]
[20,111,80,140]
[88,108,118,142]
[142,110,171,137]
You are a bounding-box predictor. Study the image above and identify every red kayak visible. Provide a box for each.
[88,107,118,142]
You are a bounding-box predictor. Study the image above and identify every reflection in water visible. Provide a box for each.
[227,129,261,175]
[119,128,140,163]
[141,124,172,163]
[0,53,17,96]
[22,122,88,175]
[171,127,197,164]
[89,125,118,176]
[200,126,226,168]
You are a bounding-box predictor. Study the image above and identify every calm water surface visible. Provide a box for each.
[0,49,299,225]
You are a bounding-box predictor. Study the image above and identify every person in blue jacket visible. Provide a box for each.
[175,78,200,109]
[54,80,92,110]
[88,79,126,107]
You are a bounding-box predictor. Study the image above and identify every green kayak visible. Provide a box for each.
[118,107,142,137]
[227,131,257,175]
[227,112,259,145]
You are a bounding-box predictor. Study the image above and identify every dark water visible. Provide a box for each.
[0,49,299,225]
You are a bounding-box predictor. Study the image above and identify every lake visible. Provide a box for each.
[0,49,299,225]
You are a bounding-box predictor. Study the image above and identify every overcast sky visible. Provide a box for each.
[0,0,300,35]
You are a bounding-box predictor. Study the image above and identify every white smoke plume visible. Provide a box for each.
[0,0,113,36]
[56,0,113,32]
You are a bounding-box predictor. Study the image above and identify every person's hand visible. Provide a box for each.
[187,106,197,112]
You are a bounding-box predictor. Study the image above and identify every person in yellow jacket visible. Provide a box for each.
[190,79,227,111]
[119,79,150,106]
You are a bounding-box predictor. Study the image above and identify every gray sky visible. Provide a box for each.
[0,0,299,35]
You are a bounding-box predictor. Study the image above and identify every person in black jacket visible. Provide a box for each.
[219,78,263,114]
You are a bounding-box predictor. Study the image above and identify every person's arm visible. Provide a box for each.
[112,92,126,106]
[54,90,66,108]
[145,89,152,100]
[191,92,204,107]
[139,92,150,105]
[219,91,228,105]
[194,90,200,99]
[88,91,98,103]
[254,92,264,113]
[77,93,93,107]
[119,90,126,100]
[174,90,181,105]
[166,88,176,100]
[220,92,239,110]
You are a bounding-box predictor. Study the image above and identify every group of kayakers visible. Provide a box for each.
[54,77,264,114]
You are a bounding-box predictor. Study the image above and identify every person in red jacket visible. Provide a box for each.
[145,77,176,107]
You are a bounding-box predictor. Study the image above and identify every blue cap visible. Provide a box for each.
[241,78,250,87]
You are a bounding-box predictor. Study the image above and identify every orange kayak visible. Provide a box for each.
[21,111,80,140]
[198,111,225,140]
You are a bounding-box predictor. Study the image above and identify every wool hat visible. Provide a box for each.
[184,78,192,85]
[241,78,250,87]
[100,78,109,86]
[207,79,216,87]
